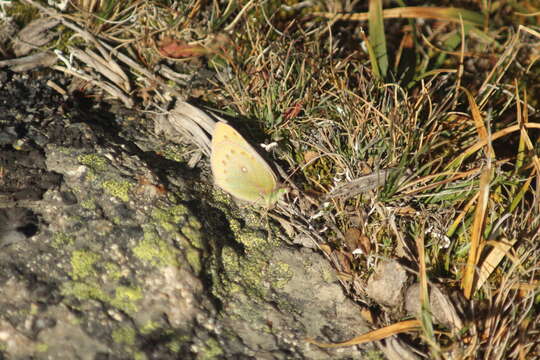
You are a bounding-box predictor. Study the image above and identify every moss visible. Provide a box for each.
[102,179,133,202]
[70,250,101,280]
[199,338,224,360]
[78,154,108,172]
[5,2,39,26]
[111,286,142,314]
[133,227,179,267]
[112,326,136,346]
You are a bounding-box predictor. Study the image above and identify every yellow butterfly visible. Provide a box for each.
[210,122,286,207]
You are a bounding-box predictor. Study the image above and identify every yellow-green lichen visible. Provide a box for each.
[268,261,292,290]
[133,227,179,267]
[160,144,187,163]
[70,250,101,280]
[166,339,182,353]
[52,232,75,249]
[112,326,136,346]
[35,343,49,352]
[110,286,142,314]
[78,154,108,172]
[134,352,147,360]
[81,199,97,210]
[199,338,224,360]
[62,282,108,304]
[151,205,188,233]
[184,246,202,274]
[140,321,160,335]
[219,246,268,299]
[62,282,141,315]
[180,224,202,249]
[102,179,133,202]
[104,262,123,280]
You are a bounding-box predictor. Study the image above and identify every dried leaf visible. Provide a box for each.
[13,17,60,56]
[159,38,208,58]
[327,169,394,200]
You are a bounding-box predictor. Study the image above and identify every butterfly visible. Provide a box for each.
[210,122,286,207]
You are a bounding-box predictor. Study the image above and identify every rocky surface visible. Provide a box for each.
[0,71,371,359]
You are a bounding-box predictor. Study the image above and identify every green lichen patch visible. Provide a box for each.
[160,143,187,163]
[133,227,179,267]
[62,282,142,315]
[112,326,136,346]
[52,232,76,249]
[267,261,292,290]
[104,262,123,280]
[219,246,269,300]
[199,338,224,360]
[102,179,133,202]
[80,199,97,210]
[35,343,49,353]
[184,246,202,274]
[110,286,142,314]
[180,222,202,249]
[77,154,108,172]
[62,282,108,305]
[151,205,188,233]
[70,250,101,280]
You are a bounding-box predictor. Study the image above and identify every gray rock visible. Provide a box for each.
[0,72,369,359]
[366,260,408,308]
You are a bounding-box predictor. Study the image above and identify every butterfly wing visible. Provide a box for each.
[211,123,279,205]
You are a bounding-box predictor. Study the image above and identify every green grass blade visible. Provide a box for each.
[368,0,388,79]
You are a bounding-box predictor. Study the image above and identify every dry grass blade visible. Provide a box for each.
[20,0,186,100]
[463,88,494,159]
[0,52,57,72]
[459,88,493,299]
[307,320,421,348]
[160,102,219,157]
[515,86,540,214]
[462,167,491,299]
[445,123,540,171]
[313,6,484,26]
[476,239,517,290]
[70,48,131,92]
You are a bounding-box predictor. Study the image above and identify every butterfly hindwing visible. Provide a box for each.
[211,123,279,205]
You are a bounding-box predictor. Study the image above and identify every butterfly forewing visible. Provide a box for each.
[211,123,278,204]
